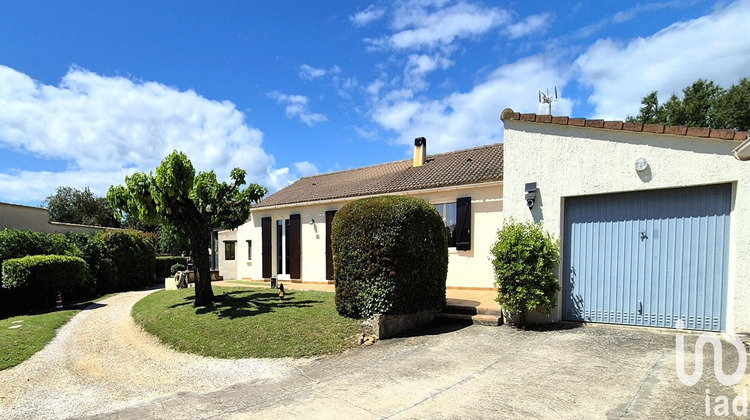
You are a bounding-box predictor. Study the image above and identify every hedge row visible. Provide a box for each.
[0,228,159,315]
[331,196,448,319]
[1,255,90,312]
[155,256,188,278]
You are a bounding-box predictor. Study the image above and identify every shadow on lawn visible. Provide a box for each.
[169,290,324,320]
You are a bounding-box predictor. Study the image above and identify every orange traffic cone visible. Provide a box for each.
[55,292,63,310]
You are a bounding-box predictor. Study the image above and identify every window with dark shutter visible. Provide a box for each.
[289,214,301,279]
[455,197,471,251]
[261,217,272,278]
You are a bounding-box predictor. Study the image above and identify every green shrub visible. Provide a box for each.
[332,196,448,319]
[1,255,89,311]
[0,229,80,284]
[491,220,560,327]
[66,232,113,295]
[155,256,188,278]
[100,230,156,292]
[170,263,186,275]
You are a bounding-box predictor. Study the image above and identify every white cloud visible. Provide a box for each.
[267,91,328,126]
[298,64,327,80]
[298,64,341,80]
[575,0,750,119]
[0,65,295,203]
[293,161,319,177]
[366,1,510,50]
[372,56,572,153]
[350,5,387,27]
[612,1,686,24]
[403,53,454,91]
[506,13,551,39]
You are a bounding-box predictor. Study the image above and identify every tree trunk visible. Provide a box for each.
[192,230,214,307]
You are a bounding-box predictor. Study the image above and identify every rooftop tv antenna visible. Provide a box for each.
[538,86,558,115]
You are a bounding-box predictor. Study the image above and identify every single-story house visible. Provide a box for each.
[0,201,106,235]
[502,108,750,334]
[219,108,749,334]
[220,139,504,290]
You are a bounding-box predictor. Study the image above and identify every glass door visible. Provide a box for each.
[276,219,291,279]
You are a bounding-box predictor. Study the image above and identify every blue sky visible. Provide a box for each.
[1,0,748,205]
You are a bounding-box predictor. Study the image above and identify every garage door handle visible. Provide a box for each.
[638,301,643,315]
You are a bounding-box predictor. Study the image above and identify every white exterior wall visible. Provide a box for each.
[217,229,238,280]
[503,121,750,333]
[234,182,503,289]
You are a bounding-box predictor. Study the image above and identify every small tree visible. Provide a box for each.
[107,151,267,306]
[491,220,560,328]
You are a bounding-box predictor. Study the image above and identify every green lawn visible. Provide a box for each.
[0,294,117,371]
[132,286,362,358]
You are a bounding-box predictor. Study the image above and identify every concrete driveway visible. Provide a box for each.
[86,321,749,419]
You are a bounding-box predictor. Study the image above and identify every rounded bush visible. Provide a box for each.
[332,196,448,318]
[170,263,186,275]
[491,220,560,327]
[1,255,89,311]
[156,256,188,278]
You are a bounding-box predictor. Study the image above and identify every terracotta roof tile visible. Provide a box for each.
[500,108,748,143]
[254,143,503,209]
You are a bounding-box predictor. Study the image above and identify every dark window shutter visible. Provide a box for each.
[289,214,301,279]
[455,197,471,251]
[325,210,336,280]
[261,217,272,278]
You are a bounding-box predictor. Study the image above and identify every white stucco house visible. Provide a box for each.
[502,108,750,334]
[220,139,504,290]
[220,109,749,333]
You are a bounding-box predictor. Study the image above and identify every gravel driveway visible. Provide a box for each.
[0,290,302,420]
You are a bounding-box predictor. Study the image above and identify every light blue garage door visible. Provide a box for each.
[562,184,731,331]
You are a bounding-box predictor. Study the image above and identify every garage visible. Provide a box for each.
[562,184,732,331]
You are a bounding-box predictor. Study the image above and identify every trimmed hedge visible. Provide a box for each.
[155,256,188,278]
[331,196,448,319]
[1,255,89,311]
[67,233,114,295]
[100,230,156,292]
[0,229,80,283]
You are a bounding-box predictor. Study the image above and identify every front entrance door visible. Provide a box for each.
[276,219,291,279]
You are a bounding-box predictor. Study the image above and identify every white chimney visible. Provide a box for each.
[413,137,426,167]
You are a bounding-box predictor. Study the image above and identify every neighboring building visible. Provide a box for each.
[0,201,106,234]
[220,139,504,288]
[217,228,237,281]
[502,108,750,333]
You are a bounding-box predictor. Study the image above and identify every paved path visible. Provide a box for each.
[0,290,301,420]
[2,289,748,419]
[89,323,748,419]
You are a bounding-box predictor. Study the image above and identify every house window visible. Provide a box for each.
[224,241,236,261]
[434,202,457,248]
[247,240,252,261]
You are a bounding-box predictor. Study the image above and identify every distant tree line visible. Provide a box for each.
[627,78,750,131]
[43,186,190,255]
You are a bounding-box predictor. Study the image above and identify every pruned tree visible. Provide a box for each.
[107,151,267,306]
[44,186,121,228]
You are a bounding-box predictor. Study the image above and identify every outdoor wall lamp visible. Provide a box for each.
[525,182,537,209]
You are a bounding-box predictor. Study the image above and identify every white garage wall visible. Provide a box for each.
[503,121,750,333]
